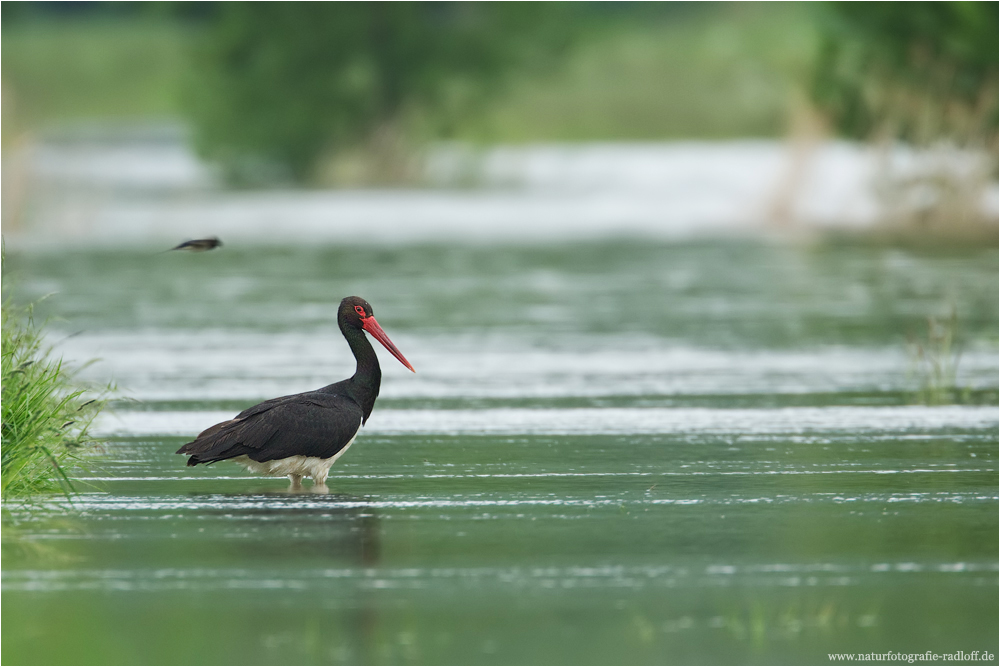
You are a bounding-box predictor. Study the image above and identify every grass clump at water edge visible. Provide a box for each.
[905,307,970,406]
[1,297,105,506]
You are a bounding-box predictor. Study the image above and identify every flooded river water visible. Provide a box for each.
[3,239,997,664]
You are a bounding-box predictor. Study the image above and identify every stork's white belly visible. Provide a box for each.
[231,432,359,481]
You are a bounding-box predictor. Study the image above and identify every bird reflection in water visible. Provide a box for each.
[175,297,407,659]
[189,489,382,661]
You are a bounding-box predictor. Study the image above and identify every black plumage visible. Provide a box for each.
[177,296,414,486]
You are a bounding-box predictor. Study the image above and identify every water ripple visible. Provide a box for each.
[94,405,999,437]
[5,560,995,594]
[15,490,995,516]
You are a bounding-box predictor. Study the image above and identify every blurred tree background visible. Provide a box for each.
[183,2,577,183]
[2,1,997,185]
[812,1,998,149]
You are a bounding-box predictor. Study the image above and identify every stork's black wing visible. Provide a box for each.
[177,392,364,466]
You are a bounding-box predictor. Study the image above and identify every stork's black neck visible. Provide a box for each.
[319,324,381,423]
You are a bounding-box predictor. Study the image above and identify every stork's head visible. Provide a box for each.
[339,296,415,372]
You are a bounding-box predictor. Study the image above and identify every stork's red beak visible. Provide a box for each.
[361,316,415,372]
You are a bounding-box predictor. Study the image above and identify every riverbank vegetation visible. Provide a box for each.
[1,292,104,505]
[1,4,815,165]
[811,2,998,241]
[1,2,995,240]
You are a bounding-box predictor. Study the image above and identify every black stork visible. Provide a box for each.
[176,296,414,488]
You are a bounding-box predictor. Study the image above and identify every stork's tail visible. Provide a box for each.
[176,418,249,466]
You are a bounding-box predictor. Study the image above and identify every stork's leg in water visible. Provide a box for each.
[288,473,303,488]
[313,469,330,491]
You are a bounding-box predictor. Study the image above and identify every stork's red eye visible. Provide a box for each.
[354,305,366,317]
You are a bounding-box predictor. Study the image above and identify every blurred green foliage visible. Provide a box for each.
[459,3,816,143]
[183,2,576,182]
[2,2,818,183]
[8,2,997,185]
[1,21,191,131]
[811,1,998,145]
